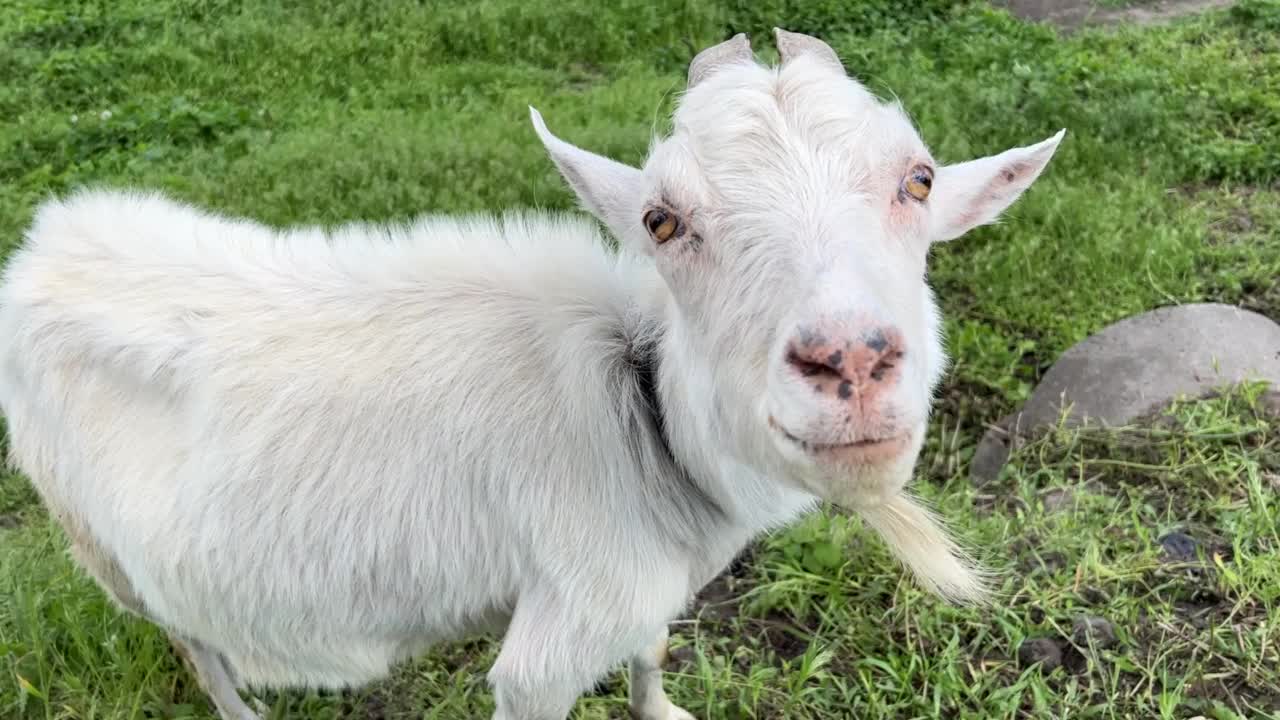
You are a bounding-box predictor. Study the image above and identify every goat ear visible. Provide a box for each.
[929,129,1066,243]
[530,106,644,238]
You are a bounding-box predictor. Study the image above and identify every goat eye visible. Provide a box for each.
[902,165,934,202]
[643,209,680,243]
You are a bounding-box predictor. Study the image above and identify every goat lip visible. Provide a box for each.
[768,417,908,463]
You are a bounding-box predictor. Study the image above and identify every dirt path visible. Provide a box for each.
[994,0,1236,30]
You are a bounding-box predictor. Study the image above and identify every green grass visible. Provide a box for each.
[2,0,1279,718]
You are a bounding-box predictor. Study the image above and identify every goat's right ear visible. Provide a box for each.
[929,129,1066,243]
[530,107,644,239]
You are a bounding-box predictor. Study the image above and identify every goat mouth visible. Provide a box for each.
[768,416,907,461]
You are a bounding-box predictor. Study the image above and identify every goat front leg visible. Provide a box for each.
[170,634,262,720]
[488,587,666,720]
[628,626,694,720]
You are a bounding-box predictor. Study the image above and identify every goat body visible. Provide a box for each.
[1,28,1063,720]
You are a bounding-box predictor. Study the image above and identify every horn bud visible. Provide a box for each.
[688,32,752,88]
[774,27,843,72]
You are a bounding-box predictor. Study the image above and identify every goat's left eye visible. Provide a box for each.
[643,208,681,244]
[902,166,934,202]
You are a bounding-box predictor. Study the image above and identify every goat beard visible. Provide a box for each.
[852,492,992,605]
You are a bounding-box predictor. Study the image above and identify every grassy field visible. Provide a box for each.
[2,0,1279,718]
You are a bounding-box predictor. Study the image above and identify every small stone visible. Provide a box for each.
[666,644,696,667]
[1017,637,1063,671]
[1159,531,1199,562]
[1021,549,1068,574]
[0,514,18,529]
[1261,390,1280,419]
[970,412,1022,485]
[970,433,1011,486]
[1071,616,1118,650]
[1040,487,1075,513]
[1079,586,1109,605]
[1042,550,1068,572]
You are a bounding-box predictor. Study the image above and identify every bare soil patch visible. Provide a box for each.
[994,0,1235,30]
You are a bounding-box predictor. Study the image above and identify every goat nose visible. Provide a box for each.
[786,327,905,399]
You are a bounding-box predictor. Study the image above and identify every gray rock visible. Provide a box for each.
[971,304,1280,483]
[970,412,1028,486]
[1021,304,1280,430]
[1071,615,1118,650]
[1017,637,1063,671]
[1158,531,1200,563]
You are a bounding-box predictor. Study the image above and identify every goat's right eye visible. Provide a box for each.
[901,165,934,202]
[644,209,680,243]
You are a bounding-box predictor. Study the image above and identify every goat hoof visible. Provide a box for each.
[629,702,697,720]
[247,697,269,718]
[668,706,696,720]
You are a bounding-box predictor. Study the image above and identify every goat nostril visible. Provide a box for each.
[787,349,842,381]
[869,353,901,382]
[787,330,903,389]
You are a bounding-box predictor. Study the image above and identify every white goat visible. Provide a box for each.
[0,30,1063,720]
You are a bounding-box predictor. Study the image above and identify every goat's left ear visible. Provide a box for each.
[530,106,644,239]
[929,129,1066,243]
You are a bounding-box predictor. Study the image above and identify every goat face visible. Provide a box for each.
[532,29,1063,509]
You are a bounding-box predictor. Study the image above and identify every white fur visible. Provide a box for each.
[0,30,1062,720]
